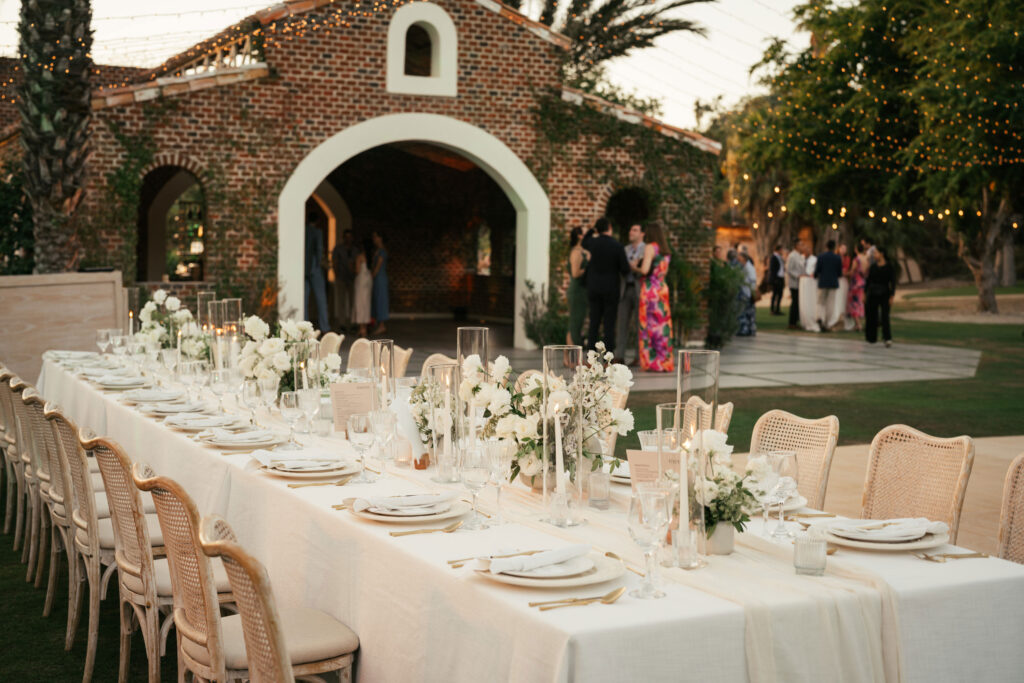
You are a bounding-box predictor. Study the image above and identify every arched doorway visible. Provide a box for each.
[137,167,206,281]
[278,114,549,349]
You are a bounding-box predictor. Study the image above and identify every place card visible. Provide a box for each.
[329,381,375,433]
[625,449,682,492]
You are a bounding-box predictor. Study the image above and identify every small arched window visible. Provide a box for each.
[387,3,457,97]
[404,24,433,77]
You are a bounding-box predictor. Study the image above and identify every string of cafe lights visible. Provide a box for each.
[732,176,1021,231]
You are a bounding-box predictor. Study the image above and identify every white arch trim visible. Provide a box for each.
[278,113,549,349]
[386,2,458,97]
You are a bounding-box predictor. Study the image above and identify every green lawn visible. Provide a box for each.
[619,306,1024,455]
[905,284,1024,299]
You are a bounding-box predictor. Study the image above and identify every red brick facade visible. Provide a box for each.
[8,0,718,325]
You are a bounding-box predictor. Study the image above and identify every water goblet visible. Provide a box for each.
[347,413,377,483]
[227,369,245,411]
[278,391,303,450]
[369,409,397,463]
[486,439,513,526]
[628,484,671,599]
[110,335,129,361]
[257,375,280,422]
[460,444,491,530]
[192,360,211,404]
[178,361,196,401]
[209,369,230,412]
[96,329,111,355]
[298,388,320,435]
[769,452,799,541]
[241,379,261,425]
[160,349,178,382]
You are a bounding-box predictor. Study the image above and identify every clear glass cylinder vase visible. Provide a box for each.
[429,363,460,483]
[456,327,489,453]
[675,350,720,564]
[371,339,395,410]
[541,345,584,527]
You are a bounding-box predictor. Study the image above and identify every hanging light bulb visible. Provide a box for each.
[868,210,876,218]
[810,198,817,205]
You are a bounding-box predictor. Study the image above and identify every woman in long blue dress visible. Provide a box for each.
[371,231,390,335]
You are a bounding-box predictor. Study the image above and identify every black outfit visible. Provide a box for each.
[864,262,897,343]
[788,287,800,326]
[581,231,630,352]
[769,252,785,314]
[814,251,844,289]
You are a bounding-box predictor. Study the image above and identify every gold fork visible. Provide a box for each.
[915,551,988,563]
[448,549,544,569]
[288,474,356,489]
[389,520,463,537]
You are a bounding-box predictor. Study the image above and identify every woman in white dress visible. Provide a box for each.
[352,238,373,337]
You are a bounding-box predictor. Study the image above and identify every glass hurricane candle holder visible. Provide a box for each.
[676,350,719,563]
[429,363,460,483]
[456,326,489,452]
[371,339,395,409]
[541,344,584,528]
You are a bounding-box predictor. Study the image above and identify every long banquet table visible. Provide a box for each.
[39,356,1024,683]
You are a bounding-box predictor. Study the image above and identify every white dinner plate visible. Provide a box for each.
[475,554,625,589]
[122,388,184,404]
[165,415,245,432]
[610,474,631,485]
[96,378,148,390]
[824,530,949,552]
[349,500,471,524]
[503,555,596,579]
[766,495,808,513]
[260,460,359,480]
[141,402,210,416]
[367,502,453,517]
[202,435,286,450]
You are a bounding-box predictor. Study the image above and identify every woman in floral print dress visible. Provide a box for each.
[632,221,675,372]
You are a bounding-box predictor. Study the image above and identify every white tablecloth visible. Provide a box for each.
[798,277,850,331]
[39,358,1024,683]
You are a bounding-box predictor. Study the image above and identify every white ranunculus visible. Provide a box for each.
[610,407,634,436]
[172,309,192,323]
[182,338,204,359]
[164,296,181,312]
[519,454,543,477]
[296,320,315,338]
[273,351,291,372]
[152,290,167,305]
[745,455,771,480]
[607,363,634,390]
[259,337,285,356]
[488,388,512,417]
[547,389,572,416]
[492,355,510,380]
[696,479,719,505]
[139,306,153,324]
[495,414,519,441]
[324,353,341,371]
[280,319,301,341]
[255,364,278,381]
[244,315,270,341]
[474,382,494,408]
[239,353,258,376]
[699,429,732,459]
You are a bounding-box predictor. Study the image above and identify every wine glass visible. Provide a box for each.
[192,360,211,404]
[754,452,782,535]
[95,329,111,355]
[257,375,280,422]
[347,413,377,483]
[487,439,513,526]
[460,444,491,530]
[227,369,245,411]
[298,388,320,435]
[369,409,396,462]
[178,361,196,401]
[628,484,671,599]
[160,349,178,382]
[210,369,230,412]
[279,391,303,450]
[110,334,129,361]
[768,451,799,540]
[241,379,260,425]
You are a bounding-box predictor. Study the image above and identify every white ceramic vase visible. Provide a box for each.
[705,524,735,555]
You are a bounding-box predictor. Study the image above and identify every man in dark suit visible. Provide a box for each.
[768,244,785,315]
[581,217,630,353]
[813,238,843,331]
[304,212,329,333]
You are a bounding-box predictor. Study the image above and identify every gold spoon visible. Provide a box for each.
[389,520,463,537]
[530,586,624,608]
[448,549,544,569]
[539,586,627,611]
[604,551,644,577]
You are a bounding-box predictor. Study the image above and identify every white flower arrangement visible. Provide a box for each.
[689,430,758,535]
[237,315,327,391]
[135,289,195,350]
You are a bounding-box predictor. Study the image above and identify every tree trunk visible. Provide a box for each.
[955,190,1011,314]
[1000,242,1016,287]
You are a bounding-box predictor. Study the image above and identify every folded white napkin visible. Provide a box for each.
[489,544,591,574]
[97,374,146,385]
[353,491,458,513]
[80,366,129,378]
[828,517,948,542]
[249,446,343,468]
[145,401,208,414]
[126,388,183,402]
[165,414,237,429]
[208,428,276,443]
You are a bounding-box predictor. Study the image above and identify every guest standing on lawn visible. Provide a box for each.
[632,221,674,372]
[814,239,843,331]
[566,226,590,347]
[616,223,646,365]
[786,240,806,329]
[370,231,390,335]
[736,250,758,336]
[865,246,897,347]
[582,217,631,352]
[768,244,785,315]
[846,242,867,332]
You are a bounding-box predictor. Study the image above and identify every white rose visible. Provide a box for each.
[273,351,291,372]
[152,290,167,305]
[745,455,771,480]
[495,414,519,441]
[239,353,259,377]
[324,353,341,371]
[259,337,285,356]
[607,364,634,390]
[296,320,315,338]
[488,388,512,417]
[280,319,301,341]
[165,296,181,312]
[610,407,634,436]
[172,309,192,323]
[519,454,542,477]
[514,414,540,441]
[255,364,278,381]
[244,316,270,341]
[492,355,510,380]
[547,389,572,416]
[139,306,153,324]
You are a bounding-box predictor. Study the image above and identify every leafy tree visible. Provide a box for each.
[0,168,34,274]
[17,0,94,273]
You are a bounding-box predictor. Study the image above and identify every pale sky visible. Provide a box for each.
[0,0,806,131]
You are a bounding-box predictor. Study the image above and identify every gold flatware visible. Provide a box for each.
[785,512,837,521]
[538,586,627,611]
[332,497,358,510]
[448,549,544,569]
[389,520,463,537]
[365,466,381,475]
[529,587,623,608]
[827,545,839,556]
[915,551,988,563]
[604,551,644,577]
[857,521,900,531]
[462,501,491,518]
[287,475,356,489]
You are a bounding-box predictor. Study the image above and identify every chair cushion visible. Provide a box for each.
[121,556,232,597]
[183,606,359,670]
[77,512,163,550]
[93,491,156,519]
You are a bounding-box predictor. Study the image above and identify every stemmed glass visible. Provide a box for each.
[210,369,230,412]
[298,388,320,435]
[96,329,111,355]
[767,452,799,540]
[241,379,260,425]
[257,375,280,423]
[628,484,671,599]
[110,335,129,362]
[279,391,303,450]
[369,410,397,462]
[179,361,196,401]
[160,349,178,383]
[487,439,513,526]
[347,413,377,483]
[192,360,211,403]
[227,369,244,412]
[460,444,491,531]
